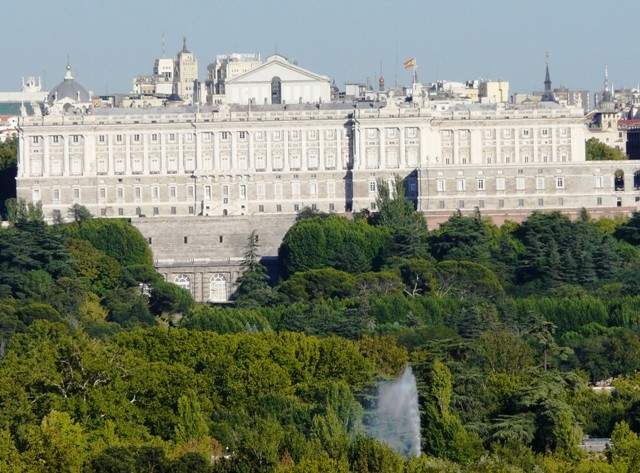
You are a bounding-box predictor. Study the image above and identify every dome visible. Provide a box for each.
[47,64,91,105]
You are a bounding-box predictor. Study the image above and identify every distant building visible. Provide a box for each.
[206,53,262,103]
[224,54,331,105]
[15,56,640,303]
[478,80,509,103]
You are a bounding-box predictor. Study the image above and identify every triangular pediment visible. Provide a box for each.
[227,55,330,84]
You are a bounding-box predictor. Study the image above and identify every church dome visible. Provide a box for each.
[47,64,90,105]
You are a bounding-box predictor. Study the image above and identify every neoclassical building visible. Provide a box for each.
[15,62,640,302]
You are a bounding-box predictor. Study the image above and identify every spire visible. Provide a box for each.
[544,52,551,91]
[602,66,612,103]
[541,52,555,102]
[181,36,190,54]
[64,56,73,81]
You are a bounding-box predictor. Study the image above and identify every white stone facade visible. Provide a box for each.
[16,97,640,301]
[17,98,640,220]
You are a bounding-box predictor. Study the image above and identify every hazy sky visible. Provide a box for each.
[3,0,639,99]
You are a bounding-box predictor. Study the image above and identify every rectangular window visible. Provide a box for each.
[134,187,141,199]
[459,200,465,208]
[257,183,265,196]
[276,204,282,212]
[72,135,80,144]
[516,177,525,190]
[151,133,159,142]
[309,182,318,195]
[239,131,247,140]
[536,177,545,190]
[185,133,193,142]
[503,129,511,138]
[273,131,281,140]
[168,133,176,142]
[456,179,465,191]
[556,177,565,189]
[369,181,377,192]
[100,209,107,216]
[478,200,485,209]
[222,185,229,197]
[595,176,603,188]
[118,208,124,216]
[133,134,141,142]
[518,199,524,207]
[203,132,212,142]
[274,183,283,196]
[205,186,212,199]
[496,178,505,191]
[597,197,603,206]
[116,134,123,143]
[98,135,106,143]
[438,200,445,209]
[477,179,485,191]
[291,182,300,195]
[171,206,177,215]
[117,188,124,199]
[327,181,335,195]
[187,186,194,198]
[52,136,59,144]
[259,205,265,213]
[170,186,177,198]
[99,188,106,200]
[294,204,300,211]
[53,189,60,201]
[498,199,505,208]
[153,207,159,215]
[538,198,544,206]
[436,179,446,192]
[239,185,247,199]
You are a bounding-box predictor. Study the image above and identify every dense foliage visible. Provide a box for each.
[585,137,626,160]
[0,139,17,219]
[6,187,640,470]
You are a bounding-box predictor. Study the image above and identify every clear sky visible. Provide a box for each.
[2,0,639,101]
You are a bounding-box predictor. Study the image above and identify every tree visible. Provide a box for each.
[0,139,17,220]
[231,230,276,308]
[68,203,93,223]
[419,358,484,462]
[175,391,210,443]
[23,410,87,472]
[585,137,626,160]
[373,176,429,260]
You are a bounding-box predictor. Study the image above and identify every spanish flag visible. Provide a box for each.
[403,58,416,69]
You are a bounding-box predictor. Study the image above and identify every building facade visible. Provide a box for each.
[16,65,640,302]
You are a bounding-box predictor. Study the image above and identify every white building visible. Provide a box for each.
[15,59,640,302]
[224,54,331,105]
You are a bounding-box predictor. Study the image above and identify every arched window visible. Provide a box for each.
[209,274,227,302]
[174,274,191,294]
[615,169,625,191]
[634,170,640,190]
[271,76,282,104]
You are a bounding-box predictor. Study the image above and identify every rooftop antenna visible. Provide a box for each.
[162,32,165,57]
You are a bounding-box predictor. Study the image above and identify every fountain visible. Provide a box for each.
[367,366,421,457]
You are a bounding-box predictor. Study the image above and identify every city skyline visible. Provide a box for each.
[2,0,640,100]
